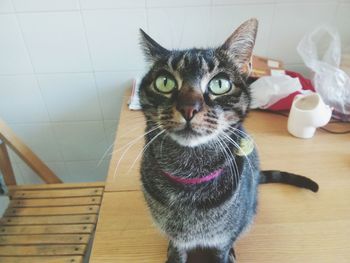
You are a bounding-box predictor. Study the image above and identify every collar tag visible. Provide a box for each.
[235,138,254,156]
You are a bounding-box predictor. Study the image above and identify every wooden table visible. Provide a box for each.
[90,90,350,263]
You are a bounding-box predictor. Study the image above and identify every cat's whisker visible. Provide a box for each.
[225,126,257,145]
[159,133,169,160]
[98,123,154,167]
[221,132,255,175]
[225,126,260,153]
[218,135,240,185]
[126,129,166,175]
[112,125,161,180]
[109,125,160,156]
[216,137,239,186]
[218,137,239,184]
[97,139,116,167]
[224,126,251,139]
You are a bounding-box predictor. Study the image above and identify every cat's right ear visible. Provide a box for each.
[139,29,170,62]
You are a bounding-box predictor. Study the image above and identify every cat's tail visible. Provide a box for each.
[259,170,319,192]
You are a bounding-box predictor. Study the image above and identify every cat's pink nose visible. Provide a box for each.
[179,105,200,121]
[176,84,204,121]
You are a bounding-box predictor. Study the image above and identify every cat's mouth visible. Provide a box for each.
[173,123,201,137]
[168,122,219,147]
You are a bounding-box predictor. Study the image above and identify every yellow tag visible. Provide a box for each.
[236,138,254,156]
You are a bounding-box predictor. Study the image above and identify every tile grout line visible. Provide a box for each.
[0,69,146,77]
[10,0,71,181]
[0,0,343,16]
[265,0,277,59]
[77,0,111,169]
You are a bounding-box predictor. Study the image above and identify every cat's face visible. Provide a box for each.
[139,19,258,147]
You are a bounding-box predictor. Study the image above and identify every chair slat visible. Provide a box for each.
[0,256,83,263]
[1,184,103,261]
[0,215,97,225]
[5,205,100,216]
[0,234,90,245]
[0,141,16,185]
[11,188,103,199]
[8,182,104,190]
[0,224,95,235]
[0,244,86,256]
[10,196,102,207]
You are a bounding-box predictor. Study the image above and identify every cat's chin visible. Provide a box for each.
[169,131,219,147]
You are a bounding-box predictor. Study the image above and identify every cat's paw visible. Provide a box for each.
[228,248,236,263]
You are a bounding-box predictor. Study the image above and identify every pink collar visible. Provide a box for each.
[163,168,223,185]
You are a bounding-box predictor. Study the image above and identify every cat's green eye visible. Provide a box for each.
[208,77,232,95]
[154,75,176,94]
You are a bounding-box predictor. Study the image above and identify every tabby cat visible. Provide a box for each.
[138,19,318,263]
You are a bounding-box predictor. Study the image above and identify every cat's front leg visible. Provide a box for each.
[166,241,187,263]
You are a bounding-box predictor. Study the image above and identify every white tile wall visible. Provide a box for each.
[148,6,212,49]
[211,4,274,54]
[0,14,33,74]
[268,2,338,64]
[83,9,147,71]
[80,0,146,9]
[52,121,108,161]
[0,0,349,184]
[38,73,102,121]
[18,12,92,73]
[0,75,49,123]
[103,120,118,146]
[12,0,79,12]
[10,123,63,162]
[147,0,211,7]
[95,71,142,120]
[65,160,109,182]
[335,3,350,46]
[0,0,13,13]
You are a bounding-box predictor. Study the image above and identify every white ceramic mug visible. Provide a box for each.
[288,93,333,139]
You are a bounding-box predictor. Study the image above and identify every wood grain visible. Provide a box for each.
[7,182,104,190]
[11,188,103,199]
[0,215,97,225]
[0,140,16,185]
[4,205,100,216]
[9,196,102,207]
[0,244,86,256]
[90,89,350,262]
[0,234,90,245]
[0,224,94,235]
[0,256,83,263]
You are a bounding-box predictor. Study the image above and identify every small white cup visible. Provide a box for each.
[288,93,332,139]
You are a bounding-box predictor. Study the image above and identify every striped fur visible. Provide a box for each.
[138,19,318,263]
[260,170,319,192]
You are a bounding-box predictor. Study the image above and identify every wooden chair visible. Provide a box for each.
[0,119,105,263]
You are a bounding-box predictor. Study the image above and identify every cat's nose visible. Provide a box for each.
[176,87,203,121]
[178,104,201,121]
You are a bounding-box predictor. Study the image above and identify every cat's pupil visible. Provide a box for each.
[218,79,222,88]
[163,78,167,86]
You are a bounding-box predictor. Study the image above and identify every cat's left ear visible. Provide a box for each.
[139,29,170,62]
[218,18,258,74]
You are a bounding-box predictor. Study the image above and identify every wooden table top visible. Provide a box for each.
[90,89,350,263]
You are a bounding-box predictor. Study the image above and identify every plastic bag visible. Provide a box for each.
[297,26,350,121]
[250,75,302,109]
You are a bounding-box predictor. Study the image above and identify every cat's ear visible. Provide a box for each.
[219,18,258,74]
[139,29,170,62]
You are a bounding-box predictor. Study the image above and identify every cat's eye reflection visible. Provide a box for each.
[208,76,232,95]
[154,74,177,94]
